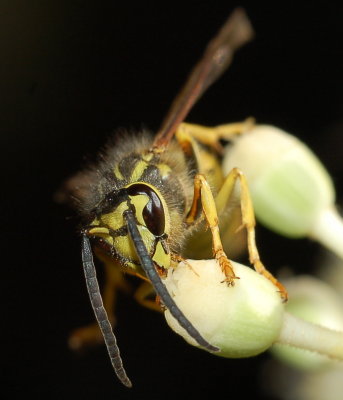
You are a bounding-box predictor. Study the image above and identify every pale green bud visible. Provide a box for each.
[272,276,343,371]
[164,260,343,364]
[164,259,284,358]
[223,125,335,238]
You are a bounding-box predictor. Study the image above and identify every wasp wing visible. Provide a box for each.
[153,8,254,150]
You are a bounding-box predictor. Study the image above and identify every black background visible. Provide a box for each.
[2,2,342,399]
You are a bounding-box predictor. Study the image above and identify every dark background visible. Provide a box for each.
[2,2,342,399]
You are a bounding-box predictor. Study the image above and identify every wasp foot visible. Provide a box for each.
[215,250,239,285]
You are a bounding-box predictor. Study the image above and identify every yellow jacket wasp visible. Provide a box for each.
[62,8,286,387]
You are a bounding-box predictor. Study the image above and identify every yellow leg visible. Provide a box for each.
[186,174,237,284]
[134,281,163,312]
[69,255,131,350]
[215,168,287,301]
[177,118,254,152]
[214,118,255,139]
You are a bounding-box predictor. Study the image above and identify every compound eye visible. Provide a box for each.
[142,189,165,236]
[127,184,165,236]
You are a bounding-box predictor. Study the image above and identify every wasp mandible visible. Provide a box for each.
[61,8,286,387]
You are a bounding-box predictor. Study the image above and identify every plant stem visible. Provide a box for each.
[310,206,343,259]
[277,312,343,360]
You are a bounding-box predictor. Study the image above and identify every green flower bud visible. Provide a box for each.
[164,259,284,358]
[223,125,335,238]
[272,276,343,371]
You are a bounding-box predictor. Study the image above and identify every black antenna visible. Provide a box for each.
[124,208,219,352]
[81,234,132,388]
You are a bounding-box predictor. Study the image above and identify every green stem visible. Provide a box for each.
[310,206,343,260]
[277,312,343,360]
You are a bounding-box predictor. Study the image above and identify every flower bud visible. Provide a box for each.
[223,125,335,238]
[164,259,284,358]
[272,276,343,370]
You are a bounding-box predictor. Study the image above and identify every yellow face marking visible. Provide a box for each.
[113,164,124,180]
[141,152,154,162]
[89,217,100,226]
[88,225,114,246]
[99,201,129,231]
[114,225,155,267]
[152,240,171,269]
[129,160,149,183]
[88,226,110,235]
[129,194,149,226]
[157,163,172,178]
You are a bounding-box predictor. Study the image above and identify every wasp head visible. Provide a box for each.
[85,182,171,275]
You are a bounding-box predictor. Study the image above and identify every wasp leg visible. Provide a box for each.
[186,173,237,285]
[215,167,288,301]
[177,118,254,152]
[134,281,163,312]
[69,256,130,350]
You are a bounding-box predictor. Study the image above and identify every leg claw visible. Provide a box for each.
[216,251,238,286]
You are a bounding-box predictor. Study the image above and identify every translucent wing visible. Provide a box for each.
[153,8,254,150]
